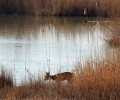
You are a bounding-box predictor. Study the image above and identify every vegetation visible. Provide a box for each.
[104,22,120,47]
[0,0,120,99]
[0,67,13,89]
[0,0,120,16]
[0,58,120,99]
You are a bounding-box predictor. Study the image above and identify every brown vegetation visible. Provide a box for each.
[0,0,120,16]
[0,67,13,89]
[104,22,120,47]
[0,58,120,99]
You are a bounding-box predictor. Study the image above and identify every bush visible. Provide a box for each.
[0,67,13,88]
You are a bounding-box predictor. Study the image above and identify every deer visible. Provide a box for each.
[44,72,74,82]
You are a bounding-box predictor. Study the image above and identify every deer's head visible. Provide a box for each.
[44,72,50,80]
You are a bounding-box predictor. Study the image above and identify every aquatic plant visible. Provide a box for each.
[0,0,120,16]
[1,58,120,100]
[104,22,120,47]
[0,67,13,88]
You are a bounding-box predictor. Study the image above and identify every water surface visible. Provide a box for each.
[0,16,118,84]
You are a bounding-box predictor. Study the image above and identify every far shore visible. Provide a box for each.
[0,0,120,17]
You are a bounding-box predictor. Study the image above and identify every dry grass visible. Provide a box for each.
[104,22,120,47]
[0,0,120,16]
[0,59,120,100]
[0,67,13,89]
[0,67,13,99]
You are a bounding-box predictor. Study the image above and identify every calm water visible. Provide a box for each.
[0,15,118,84]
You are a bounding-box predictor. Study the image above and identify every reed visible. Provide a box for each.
[1,58,120,99]
[104,22,120,47]
[0,67,13,89]
[0,0,120,16]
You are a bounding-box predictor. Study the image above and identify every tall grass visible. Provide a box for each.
[0,59,120,99]
[0,67,13,89]
[0,67,13,99]
[0,0,120,16]
[104,22,120,47]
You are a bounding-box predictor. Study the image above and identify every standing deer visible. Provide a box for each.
[44,72,74,82]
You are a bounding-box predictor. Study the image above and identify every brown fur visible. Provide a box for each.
[44,72,74,82]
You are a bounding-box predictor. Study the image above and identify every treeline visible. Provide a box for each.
[0,0,120,16]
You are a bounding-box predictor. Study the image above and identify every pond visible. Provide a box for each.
[0,15,119,84]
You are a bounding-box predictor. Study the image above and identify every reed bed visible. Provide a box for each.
[0,67,13,99]
[0,58,120,100]
[0,67,13,89]
[104,22,120,47]
[0,0,120,16]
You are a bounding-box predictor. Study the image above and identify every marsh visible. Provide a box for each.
[0,15,119,84]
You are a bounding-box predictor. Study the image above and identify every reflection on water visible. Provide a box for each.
[0,15,118,84]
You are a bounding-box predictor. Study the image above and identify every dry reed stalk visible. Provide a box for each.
[104,22,120,47]
[0,0,120,16]
[1,58,120,99]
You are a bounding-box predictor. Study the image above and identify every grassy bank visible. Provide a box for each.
[0,0,120,16]
[0,59,120,100]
